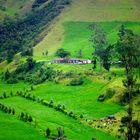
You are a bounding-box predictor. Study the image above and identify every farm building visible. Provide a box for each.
[52,58,91,64]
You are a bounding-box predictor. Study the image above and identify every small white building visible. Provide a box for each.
[52,58,92,64]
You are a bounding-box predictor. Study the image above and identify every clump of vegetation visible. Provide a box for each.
[69,77,84,86]
[98,88,116,102]
[50,127,68,140]
[3,57,56,85]
[20,112,33,123]
[0,103,15,115]
[55,48,71,58]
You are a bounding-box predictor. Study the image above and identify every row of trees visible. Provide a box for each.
[20,112,33,123]
[0,103,15,115]
[17,91,84,121]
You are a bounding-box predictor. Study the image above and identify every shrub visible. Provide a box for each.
[10,91,13,96]
[55,48,71,58]
[80,114,84,119]
[98,94,105,102]
[12,109,15,115]
[49,100,54,107]
[3,92,7,98]
[69,77,84,86]
[7,76,18,84]
[46,128,51,137]
[28,116,33,122]
[105,88,116,99]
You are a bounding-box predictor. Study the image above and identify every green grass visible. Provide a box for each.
[0,81,29,96]
[61,21,140,59]
[0,0,34,19]
[29,77,123,119]
[34,21,140,60]
[0,110,46,140]
[0,96,122,140]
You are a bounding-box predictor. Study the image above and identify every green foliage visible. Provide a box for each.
[46,128,51,137]
[69,77,84,86]
[105,88,116,100]
[50,127,68,140]
[55,48,71,58]
[21,48,33,56]
[32,0,48,8]
[90,24,112,71]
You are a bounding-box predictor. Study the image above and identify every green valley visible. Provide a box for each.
[0,0,140,140]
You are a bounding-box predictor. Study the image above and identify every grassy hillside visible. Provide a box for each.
[34,21,140,59]
[0,96,121,140]
[0,0,34,19]
[33,0,140,59]
[0,111,46,140]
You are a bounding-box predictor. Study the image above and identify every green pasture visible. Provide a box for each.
[0,96,122,140]
[0,110,46,140]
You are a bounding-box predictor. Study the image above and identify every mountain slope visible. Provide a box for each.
[0,0,71,62]
[0,0,34,19]
[33,0,140,59]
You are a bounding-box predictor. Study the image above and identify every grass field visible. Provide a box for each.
[29,78,123,119]
[33,21,140,60]
[0,96,122,140]
[0,0,34,19]
[0,111,46,140]
[0,81,29,96]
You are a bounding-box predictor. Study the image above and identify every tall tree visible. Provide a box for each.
[90,24,109,72]
[115,25,140,140]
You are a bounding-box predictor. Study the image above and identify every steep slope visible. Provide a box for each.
[0,0,71,62]
[33,0,140,59]
[0,0,34,20]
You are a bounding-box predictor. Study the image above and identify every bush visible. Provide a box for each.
[46,128,51,137]
[69,77,84,86]
[105,88,116,99]
[55,48,71,58]
[7,76,18,84]
[98,94,105,102]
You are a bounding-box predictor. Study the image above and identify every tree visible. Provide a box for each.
[21,48,33,56]
[92,57,97,70]
[4,69,10,80]
[90,24,108,72]
[12,109,15,115]
[55,48,70,58]
[50,127,68,140]
[20,112,24,119]
[102,45,112,71]
[77,49,83,58]
[26,57,36,71]
[115,25,140,140]
[28,116,33,122]
[46,128,51,137]
[3,91,7,98]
